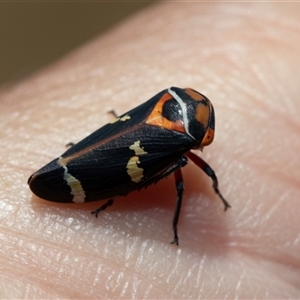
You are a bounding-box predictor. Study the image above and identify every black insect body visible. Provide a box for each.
[28,87,230,245]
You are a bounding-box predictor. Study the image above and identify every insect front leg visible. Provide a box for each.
[186,151,230,210]
[139,156,188,245]
[156,157,187,245]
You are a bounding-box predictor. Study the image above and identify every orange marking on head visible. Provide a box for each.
[185,88,205,102]
[145,93,186,133]
[195,103,210,126]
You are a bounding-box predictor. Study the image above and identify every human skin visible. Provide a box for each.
[0,2,299,298]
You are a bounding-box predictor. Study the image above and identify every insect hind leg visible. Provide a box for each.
[91,199,114,218]
[108,110,118,119]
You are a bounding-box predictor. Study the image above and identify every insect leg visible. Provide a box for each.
[170,168,184,246]
[136,156,188,244]
[66,111,119,150]
[91,199,114,218]
[186,151,230,210]
[65,142,75,148]
[108,110,118,118]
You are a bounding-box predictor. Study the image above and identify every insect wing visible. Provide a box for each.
[28,89,194,203]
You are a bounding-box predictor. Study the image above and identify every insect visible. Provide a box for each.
[28,87,230,245]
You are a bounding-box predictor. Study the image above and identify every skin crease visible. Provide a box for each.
[0,2,300,298]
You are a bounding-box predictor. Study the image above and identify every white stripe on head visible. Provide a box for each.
[167,88,195,140]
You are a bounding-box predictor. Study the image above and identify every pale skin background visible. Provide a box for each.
[0,2,299,299]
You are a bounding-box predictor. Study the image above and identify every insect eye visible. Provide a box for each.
[162,99,182,122]
[200,127,215,147]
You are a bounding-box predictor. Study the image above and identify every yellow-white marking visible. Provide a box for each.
[110,114,131,124]
[129,140,148,155]
[126,156,144,183]
[58,157,86,203]
[120,115,131,121]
